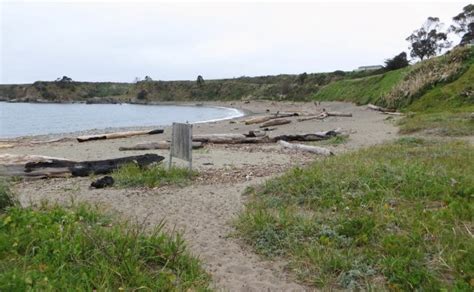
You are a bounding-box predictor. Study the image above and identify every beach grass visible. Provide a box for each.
[235,139,474,290]
[113,163,197,188]
[0,202,210,290]
[398,111,474,136]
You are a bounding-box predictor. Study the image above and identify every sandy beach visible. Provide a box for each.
[1,100,400,291]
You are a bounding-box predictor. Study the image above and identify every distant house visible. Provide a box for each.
[355,65,383,72]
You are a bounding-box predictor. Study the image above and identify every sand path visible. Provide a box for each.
[4,101,400,291]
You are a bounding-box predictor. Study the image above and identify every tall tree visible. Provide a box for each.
[450,4,474,45]
[406,17,451,60]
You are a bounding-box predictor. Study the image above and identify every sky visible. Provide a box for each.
[0,0,471,84]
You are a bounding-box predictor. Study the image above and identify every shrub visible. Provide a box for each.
[384,52,410,71]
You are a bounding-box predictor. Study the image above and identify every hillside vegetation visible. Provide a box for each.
[1,47,472,135]
[314,46,473,109]
[0,69,382,103]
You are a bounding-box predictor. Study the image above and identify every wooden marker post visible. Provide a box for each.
[169,123,193,170]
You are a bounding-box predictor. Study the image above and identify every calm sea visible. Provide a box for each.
[0,102,243,138]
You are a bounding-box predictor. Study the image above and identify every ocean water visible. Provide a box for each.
[0,102,243,138]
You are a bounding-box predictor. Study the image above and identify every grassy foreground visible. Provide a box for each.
[0,182,210,290]
[236,139,473,290]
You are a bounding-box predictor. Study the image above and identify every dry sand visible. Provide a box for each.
[2,101,400,291]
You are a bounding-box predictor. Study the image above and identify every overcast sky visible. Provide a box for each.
[0,0,471,84]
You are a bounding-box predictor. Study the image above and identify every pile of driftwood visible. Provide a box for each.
[120,129,342,149]
[243,110,353,127]
[118,128,343,158]
[0,153,164,178]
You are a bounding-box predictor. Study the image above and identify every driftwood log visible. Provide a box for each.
[279,140,333,156]
[298,111,352,122]
[0,153,164,178]
[192,134,272,144]
[119,141,203,151]
[367,104,385,111]
[244,116,272,125]
[260,118,291,128]
[244,112,298,125]
[297,112,328,122]
[367,104,402,115]
[77,129,164,142]
[274,129,341,142]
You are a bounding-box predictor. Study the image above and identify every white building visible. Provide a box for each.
[355,65,383,72]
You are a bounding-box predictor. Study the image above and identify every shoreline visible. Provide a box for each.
[0,101,253,142]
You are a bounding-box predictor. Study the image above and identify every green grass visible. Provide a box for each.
[236,139,474,290]
[113,164,196,188]
[398,111,474,136]
[0,203,210,290]
[313,68,409,105]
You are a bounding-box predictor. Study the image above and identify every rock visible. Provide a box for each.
[91,176,115,188]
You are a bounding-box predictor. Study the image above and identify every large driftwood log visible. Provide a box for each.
[272,112,299,118]
[274,129,341,142]
[260,118,291,128]
[297,111,351,122]
[119,141,203,151]
[367,104,384,111]
[244,116,272,125]
[77,129,164,142]
[297,112,328,122]
[193,134,272,144]
[279,140,333,156]
[367,104,402,115]
[244,112,298,125]
[0,153,164,178]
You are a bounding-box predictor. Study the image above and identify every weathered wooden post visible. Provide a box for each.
[169,123,193,170]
